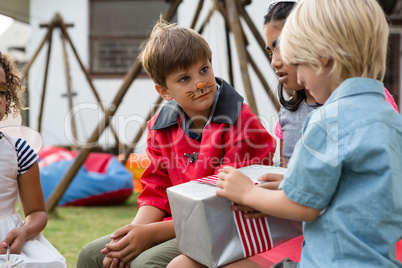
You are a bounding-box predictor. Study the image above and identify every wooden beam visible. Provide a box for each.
[60,30,79,149]
[224,0,258,115]
[37,26,53,133]
[56,13,122,149]
[247,50,280,111]
[191,0,205,29]
[238,4,272,62]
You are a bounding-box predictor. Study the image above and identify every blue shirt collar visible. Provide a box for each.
[325,78,385,105]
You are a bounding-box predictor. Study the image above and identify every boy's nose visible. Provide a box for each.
[196,81,206,91]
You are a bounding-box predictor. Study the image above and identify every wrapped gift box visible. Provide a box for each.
[167,165,302,267]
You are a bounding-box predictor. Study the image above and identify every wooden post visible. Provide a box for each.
[22,29,53,77]
[45,62,144,212]
[56,13,122,149]
[224,0,258,115]
[37,25,53,133]
[238,4,272,62]
[196,4,215,34]
[46,0,183,213]
[191,0,205,29]
[60,30,79,150]
[216,2,235,89]
[247,51,280,111]
[24,13,124,150]
[224,24,234,86]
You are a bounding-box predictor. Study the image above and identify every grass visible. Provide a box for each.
[20,193,139,267]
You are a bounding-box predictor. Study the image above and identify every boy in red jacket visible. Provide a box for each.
[77,17,276,268]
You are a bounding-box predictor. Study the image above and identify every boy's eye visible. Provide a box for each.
[200,67,208,73]
[179,76,190,82]
[291,64,299,70]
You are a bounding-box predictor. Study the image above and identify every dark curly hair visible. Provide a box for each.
[0,51,25,119]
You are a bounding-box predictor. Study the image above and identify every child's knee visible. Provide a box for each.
[131,252,166,268]
[76,247,89,265]
[76,236,111,268]
[131,239,180,268]
[76,246,102,268]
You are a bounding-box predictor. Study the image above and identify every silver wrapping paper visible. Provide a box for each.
[167,165,302,267]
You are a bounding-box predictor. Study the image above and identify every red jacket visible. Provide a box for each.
[138,78,276,214]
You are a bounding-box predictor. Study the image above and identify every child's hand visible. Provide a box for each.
[103,253,129,268]
[257,173,284,190]
[101,224,155,266]
[1,227,28,254]
[0,241,7,254]
[102,236,129,268]
[231,204,270,218]
[216,166,255,205]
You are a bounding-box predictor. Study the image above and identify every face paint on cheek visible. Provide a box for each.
[186,91,196,99]
[205,79,216,91]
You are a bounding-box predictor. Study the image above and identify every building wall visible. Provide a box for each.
[0,18,30,62]
[27,0,279,155]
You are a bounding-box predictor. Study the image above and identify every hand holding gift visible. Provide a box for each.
[167,165,302,267]
[216,166,256,205]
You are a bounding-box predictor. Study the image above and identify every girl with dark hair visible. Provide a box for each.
[266,0,321,168]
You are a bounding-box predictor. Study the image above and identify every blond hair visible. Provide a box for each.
[139,16,212,88]
[280,0,389,84]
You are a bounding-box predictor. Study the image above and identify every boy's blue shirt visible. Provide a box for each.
[280,78,402,267]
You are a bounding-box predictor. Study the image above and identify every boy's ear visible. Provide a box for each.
[320,57,332,67]
[155,84,173,101]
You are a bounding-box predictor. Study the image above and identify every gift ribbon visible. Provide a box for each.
[195,175,273,257]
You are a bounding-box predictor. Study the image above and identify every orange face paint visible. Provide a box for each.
[196,81,206,90]
[186,80,215,100]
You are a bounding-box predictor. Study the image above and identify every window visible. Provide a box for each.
[90,0,176,77]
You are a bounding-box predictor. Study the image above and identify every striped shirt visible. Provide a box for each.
[15,138,38,174]
[0,131,38,175]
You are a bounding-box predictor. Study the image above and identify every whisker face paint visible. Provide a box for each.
[185,80,215,100]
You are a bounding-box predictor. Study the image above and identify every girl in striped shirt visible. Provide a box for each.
[0,51,66,267]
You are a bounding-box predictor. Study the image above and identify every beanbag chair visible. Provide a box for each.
[118,153,150,193]
[38,146,133,206]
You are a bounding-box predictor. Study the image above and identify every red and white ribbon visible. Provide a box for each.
[232,210,273,257]
[195,175,273,257]
[195,175,259,186]
[195,175,221,184]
